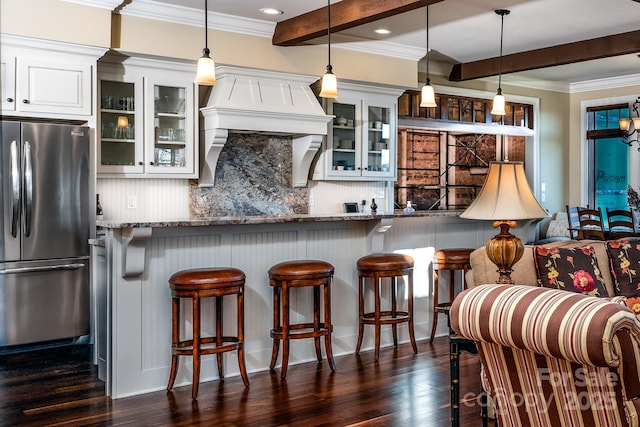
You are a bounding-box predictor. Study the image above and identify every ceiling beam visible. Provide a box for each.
[449,30,640,81]
[272,0,444,47]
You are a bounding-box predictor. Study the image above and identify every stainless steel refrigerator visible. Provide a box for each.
[0,121,90,347]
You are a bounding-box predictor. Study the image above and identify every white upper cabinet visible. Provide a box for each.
[314,82,403,181]
[16,57,93,116]
[97,57,197,178]
[1,36,99,118]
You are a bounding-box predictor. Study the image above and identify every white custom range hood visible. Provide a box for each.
[199,66,331,187]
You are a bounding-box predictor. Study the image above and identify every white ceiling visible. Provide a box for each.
[134,0,640,89]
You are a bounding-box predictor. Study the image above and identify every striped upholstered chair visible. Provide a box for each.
[451,284,640,427]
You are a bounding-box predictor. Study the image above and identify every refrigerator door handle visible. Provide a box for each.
[23,140,33,237]
[0,263,86,275]
[10,140,20,238]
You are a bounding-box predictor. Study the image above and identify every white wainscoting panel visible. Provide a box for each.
[97,178,190,221]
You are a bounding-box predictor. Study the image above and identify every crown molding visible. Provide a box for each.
[60,0,122,10]
[569,73,640,93]
[1,34,106,57]
[119,0,276,38]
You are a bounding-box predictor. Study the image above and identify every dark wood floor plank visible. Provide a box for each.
[0,338,492,426]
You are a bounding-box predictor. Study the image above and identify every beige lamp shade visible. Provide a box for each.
[195,52,216,86]
[620,118,632,131]
[491,92,506,116]
[319,70,338,99]
[460,161,549,221]
[420,83,437,108]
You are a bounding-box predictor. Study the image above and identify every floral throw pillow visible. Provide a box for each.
[533,245,607,297]
[606,240,640,297]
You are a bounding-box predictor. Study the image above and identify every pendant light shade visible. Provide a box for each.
[420,5,437,108]
[491,88,506,116]
[319,66,338,98]
[420,83,436,108]
[319,0,338,98]
[194,0,216,86]
[491,9,510,116]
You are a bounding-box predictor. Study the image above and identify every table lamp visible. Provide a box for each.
[460,161,549,284]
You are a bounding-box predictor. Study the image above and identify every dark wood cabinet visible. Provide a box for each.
[398,90,533,129]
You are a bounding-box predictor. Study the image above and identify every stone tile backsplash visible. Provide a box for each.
[190,133,309,217]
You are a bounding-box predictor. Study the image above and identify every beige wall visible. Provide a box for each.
[1,0,111,48]
[116,15,417,88]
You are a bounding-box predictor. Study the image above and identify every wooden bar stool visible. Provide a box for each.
[356,253,417,361]
[268,260,336,380]
[430,248,473,342]
[167,267,249,399]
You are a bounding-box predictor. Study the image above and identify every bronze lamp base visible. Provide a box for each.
[485,220,524,284]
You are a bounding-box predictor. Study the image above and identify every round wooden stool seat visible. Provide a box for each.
[357,253,414,273]
[268,260,334,281]
[167,267,249,399]
[268,260,335,380]
[169,267,245,291]
[356,253,417,361]
[430,248,473,342]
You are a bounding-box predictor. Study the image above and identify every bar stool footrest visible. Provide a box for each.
[361,310,411,325]
[270,323,332,340]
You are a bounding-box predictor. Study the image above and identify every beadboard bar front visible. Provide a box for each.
[98,213,534,398]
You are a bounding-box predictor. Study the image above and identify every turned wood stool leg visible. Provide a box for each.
[430,267,440,342]
[237,288,250,387]
[269,286,281,371]
[355,274,365,354]
[374,272,382,362]
[407,270,417,353]
[323,279,336,371]
[391,276,398,347]
[167,295,180,391]
[313,285,323,363]
[191,294,201,400]
[215,295,224,379]
[280,282,290,380]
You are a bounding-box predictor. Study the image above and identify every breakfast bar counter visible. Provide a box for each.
[94,212,534,398]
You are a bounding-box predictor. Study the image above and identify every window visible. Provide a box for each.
[586,104,629,219]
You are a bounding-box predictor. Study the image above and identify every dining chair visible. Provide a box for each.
[565,204,588,240]
[606,207,637,239]
[577,207,606,240]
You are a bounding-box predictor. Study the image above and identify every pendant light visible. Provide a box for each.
[420,5,436,108]
[319,0,338,98]
[194,0,216,86]
[490,9,510,116]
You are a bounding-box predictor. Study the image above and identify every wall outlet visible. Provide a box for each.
[127,195,137,209]
[309,195,315,206]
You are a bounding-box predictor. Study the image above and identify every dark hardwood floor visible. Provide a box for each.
[0,338,489,426]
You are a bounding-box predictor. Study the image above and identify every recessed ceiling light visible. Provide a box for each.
[373,28,392,35]
[260,8,284,15]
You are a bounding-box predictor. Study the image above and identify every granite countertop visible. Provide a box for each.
[96,210,464,229]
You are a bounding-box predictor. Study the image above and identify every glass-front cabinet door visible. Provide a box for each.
[327,97,361,177]
[316,87,399,181]
[363,102,394,177]
[98,78,143,173]
[145,79,193,174]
